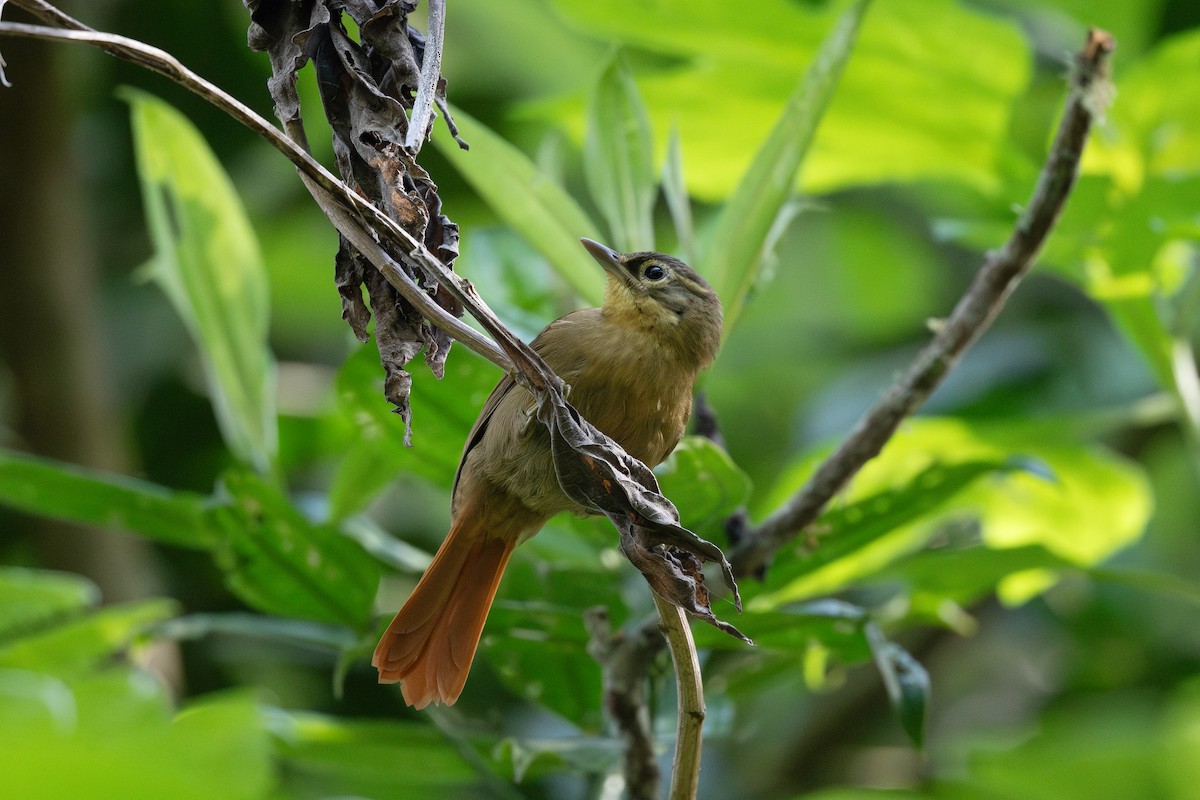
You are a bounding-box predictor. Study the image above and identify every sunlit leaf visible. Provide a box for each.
[755,418,1152,607]
[0,449,216,550]
[125,89,278,474]
[585,53,657,252]
[884,544,1075,607]
[0,672,271,800]
[753,459,1010,609]
[551,0,1030,198]
[1099,28,1200,177]
[434,106,604,305]
[691,606,871,663]
[702,0,870,332]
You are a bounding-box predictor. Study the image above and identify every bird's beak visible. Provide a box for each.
[580,238,635,288]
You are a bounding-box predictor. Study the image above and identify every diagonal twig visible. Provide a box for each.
[0,10,510,371]
[731,29,1117,578]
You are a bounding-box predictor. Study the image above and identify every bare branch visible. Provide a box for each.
[0,14,511,372]
[404,0,444,152]
[731,29,1117,577]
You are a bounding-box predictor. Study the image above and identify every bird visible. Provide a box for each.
[372,237,723,708]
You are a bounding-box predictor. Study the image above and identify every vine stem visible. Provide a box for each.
[652,593,705,800]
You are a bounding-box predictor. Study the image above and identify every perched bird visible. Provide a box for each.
[372,238,723,708]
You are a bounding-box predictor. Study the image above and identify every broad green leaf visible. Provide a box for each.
[212,470,379,629]
[329,343,501,519]
[0,568,97,642]
[1099,28,1200,178]
[551,0,1029,198]
[654,436,751,541]
[0,599,178,676]
[0,448,216,549]
[884,544,1075,608]
[484,557,629,726]
[0,671,272,800]
[702,0,870,333]
[584,53,657,252]
[753,459,1009,609]
[756,418,1152,607]
[268,710,481,798]
[125,89,278,474]
[434,106,604,305]
[691,605,872,663]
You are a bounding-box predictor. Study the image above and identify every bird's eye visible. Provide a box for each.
[643,264,666,280]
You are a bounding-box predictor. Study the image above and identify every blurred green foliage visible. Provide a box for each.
[1,0,1199,798]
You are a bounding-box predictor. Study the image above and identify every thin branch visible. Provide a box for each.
[731,29,1117,578]
[652,594,705,800]
[404,0,444,152]
[0,11,511,373]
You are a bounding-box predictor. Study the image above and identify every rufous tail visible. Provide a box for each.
[372,513,516,709]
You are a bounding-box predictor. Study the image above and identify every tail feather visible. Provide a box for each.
[373,515,516,709]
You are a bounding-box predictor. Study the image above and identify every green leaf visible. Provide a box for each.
[884,544,1075,608]
[866,623,928,747]
[691,605,872,664]
[155,613,358,651]
[584,53,657,251]
[211,470,379,629]
[654,436,752,541]
[329,344,502,519]
[551,0,1029,198]
[753,459,1009,609]
[268,710,481,798]
[0,448,217,549]
[485,561,630,725]
[702,0,870,333]
[0,568,98,643]
[755,418,1152,607]
[0,672,272,800]
[125,89,278,474]
[0,599,178,676]
[662,127,695,263]
[1100,28,1200,177]
[434,106,605,305]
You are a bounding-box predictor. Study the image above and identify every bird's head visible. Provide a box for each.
[580,238,723,368]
